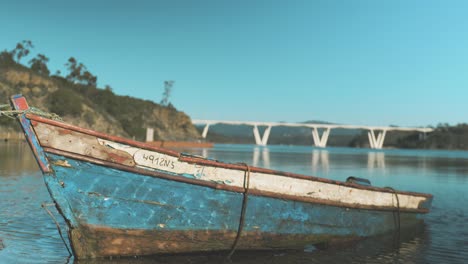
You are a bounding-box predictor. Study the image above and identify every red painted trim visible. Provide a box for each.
[12,95,29,110]
[10,96,51,173]
[27,114,432,199]
[44,147,429,214]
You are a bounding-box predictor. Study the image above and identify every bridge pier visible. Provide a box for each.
[419,132,427,141]
[201,124,210,138]
[312,127,331,148]
[253,125,272,146]
[367,129,387,149]
[191,119,433,149]
[146,128,154,142]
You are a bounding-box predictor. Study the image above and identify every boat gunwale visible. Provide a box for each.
[44,146,430,214]
[26,114,433,200]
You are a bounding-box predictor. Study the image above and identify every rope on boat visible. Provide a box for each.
[385,187,401,247]
[0,104,62,121]
[41,203,73,257]
[226,163,251,261]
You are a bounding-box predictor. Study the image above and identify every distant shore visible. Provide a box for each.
[146,141,213,149]
[0,132,24,142]
[0,133,214,149]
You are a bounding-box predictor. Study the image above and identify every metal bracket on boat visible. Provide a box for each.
[41,203,73,257]
[226,163,251,260]
[346,176,372,186]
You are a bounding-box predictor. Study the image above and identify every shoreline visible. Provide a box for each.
[146,140,214,149]
[0,132,24,142]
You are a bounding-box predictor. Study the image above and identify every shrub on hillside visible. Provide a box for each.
[0,51,15,67]
[47,88,82,117]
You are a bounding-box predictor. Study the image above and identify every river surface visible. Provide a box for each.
[0,142,467,263]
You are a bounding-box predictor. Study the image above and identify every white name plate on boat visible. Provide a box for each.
[134,150,178,170]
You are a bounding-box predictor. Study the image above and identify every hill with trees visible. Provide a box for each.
[349,124,468,150]
[0,41,200,142]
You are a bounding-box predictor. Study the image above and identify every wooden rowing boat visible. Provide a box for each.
[9,95,432,259]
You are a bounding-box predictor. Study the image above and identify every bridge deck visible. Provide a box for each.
[174,120,433,149]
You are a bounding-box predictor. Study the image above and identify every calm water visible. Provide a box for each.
[1,142,468,263]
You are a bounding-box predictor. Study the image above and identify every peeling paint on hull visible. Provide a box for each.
[70,224,364,258]
[46,154,423,259]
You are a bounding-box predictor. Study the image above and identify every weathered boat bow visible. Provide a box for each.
[10,94,433,259]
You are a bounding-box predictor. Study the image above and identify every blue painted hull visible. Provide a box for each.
[44,153,422,258]
[9,95,431,259]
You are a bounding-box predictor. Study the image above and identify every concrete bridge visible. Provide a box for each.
[191,120,434,149]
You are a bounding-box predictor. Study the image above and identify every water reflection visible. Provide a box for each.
[367,152,386,170]
[0,172,71,263]
[0,142,38,174]
[252,146,270,168]
[2,143,468,263]
[311,149,329,172]
[299,224,430,264]
[73,225,428,264]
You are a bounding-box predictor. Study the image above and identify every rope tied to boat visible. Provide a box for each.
[226,163,251,261]
[0,104,62,121]
[41,202,73,257]
[385,187,401,247]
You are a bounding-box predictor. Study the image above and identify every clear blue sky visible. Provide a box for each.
[1,0,468,127]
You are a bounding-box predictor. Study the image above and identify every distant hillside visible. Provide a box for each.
[0,51,200,141]
[350,124,468,150]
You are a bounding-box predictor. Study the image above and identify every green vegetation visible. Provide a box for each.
[160,80,174,107]
[347,124,468,150]
[65,57,97,87]
[29,54,50,76]
[11,40,34,63]
[0,41,200,141]
[47,87,82,117]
